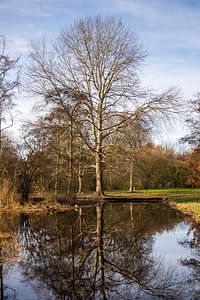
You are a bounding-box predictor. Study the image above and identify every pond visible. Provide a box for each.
[1,202,200,299]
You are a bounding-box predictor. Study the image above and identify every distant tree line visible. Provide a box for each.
[1,119,200,204]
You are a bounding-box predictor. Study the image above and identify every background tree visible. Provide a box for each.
[0,134,19,207]
[181,93,200,146]
[183,147,200,187]
[104,142,189,190]
[39,109,74,197]
[0,35,20,154]
[117,118,151,191]
[17,122,48,203]
[135,144,188,189]
[0,36,20,203]
[27,16,180,196]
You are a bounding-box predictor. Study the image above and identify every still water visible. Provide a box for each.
[1,202,200,299]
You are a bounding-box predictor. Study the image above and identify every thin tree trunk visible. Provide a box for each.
[129,161,135,192]
[109,171,113,190]
[78,163,83,194]
[67,118,73,196]
[78,176,82,194]
[54,153,60,196]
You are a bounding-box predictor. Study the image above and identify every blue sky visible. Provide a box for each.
[1,0,200,145]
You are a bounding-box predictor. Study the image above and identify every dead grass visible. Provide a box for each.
[171,199,200,222]
[0,178,19,208]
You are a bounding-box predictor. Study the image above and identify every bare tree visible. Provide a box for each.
[27,16,180,195]
[18,122,47,203]
[0,36,20,154]
[117,118,151,191]
[181,93,200,146]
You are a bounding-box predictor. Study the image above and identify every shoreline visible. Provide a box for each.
[0,195,170,213]
[1,190,200,216]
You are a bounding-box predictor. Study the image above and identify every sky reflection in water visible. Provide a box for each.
[1,202,200,299]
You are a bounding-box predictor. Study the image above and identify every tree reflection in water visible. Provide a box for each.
[17,203,185,299]
[180,222,200,298]
[0,213,20,299]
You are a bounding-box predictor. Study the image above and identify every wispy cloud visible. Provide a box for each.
[109,0,200,51]
[110,0,157,19]
[0,0,53,17]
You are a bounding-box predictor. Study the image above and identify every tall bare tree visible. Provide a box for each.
[27,16,180,195]
[0,36,20,154]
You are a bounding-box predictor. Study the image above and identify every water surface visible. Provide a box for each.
[1,202,200,299]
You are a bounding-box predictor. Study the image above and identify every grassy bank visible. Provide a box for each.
[107,189,200,223]
[170,198,200,223]
[106,188,200,199]
[2,188,200,214]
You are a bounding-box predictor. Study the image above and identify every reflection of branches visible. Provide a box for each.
[180,225,200,295]
[0,213,20,300]
[18,203,185,299]
[105,257,179,298]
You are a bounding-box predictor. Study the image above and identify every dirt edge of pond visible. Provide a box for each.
[0,196,171,214]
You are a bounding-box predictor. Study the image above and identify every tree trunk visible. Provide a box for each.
[67,117,73,197]
[95,149,104,196]
[67,147,72,197]
[78,164,83,194]
[21,188,30,204]
[54,153,60,196]
[78,176,82,194]
[109,171,113,190]
[20,177,31,204]
[129,161,135,192]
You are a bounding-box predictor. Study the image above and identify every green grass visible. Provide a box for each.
[106,188,200,199]
[31,188,200,199]
[106,188,200,222]
[107,188,200,193]
[136,188,200,193]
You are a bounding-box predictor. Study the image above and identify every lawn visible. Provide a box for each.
[107,189,200,222]
[106,188,200,199]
